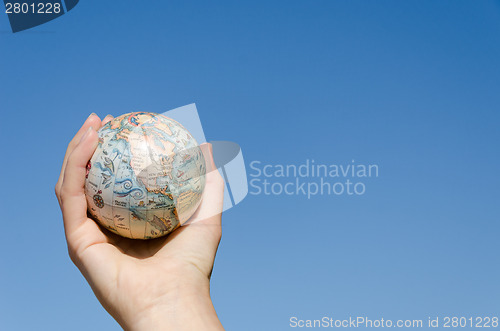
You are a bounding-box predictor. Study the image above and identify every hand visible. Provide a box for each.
[55,113,225,330]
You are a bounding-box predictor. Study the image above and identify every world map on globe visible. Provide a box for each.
[84,112,206,239]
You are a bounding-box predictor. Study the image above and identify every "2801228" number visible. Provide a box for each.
[5,2,62,14]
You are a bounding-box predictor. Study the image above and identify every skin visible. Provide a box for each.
[55,113,225,330]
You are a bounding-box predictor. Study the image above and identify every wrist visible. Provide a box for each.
[125,283,223,331]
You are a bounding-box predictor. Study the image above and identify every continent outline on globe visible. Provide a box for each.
[84,112,206,239]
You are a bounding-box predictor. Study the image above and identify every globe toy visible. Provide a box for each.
[84,112,206,239]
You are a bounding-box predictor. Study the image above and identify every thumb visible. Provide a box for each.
[60,127,98,239]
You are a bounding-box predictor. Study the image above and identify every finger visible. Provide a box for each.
[185,143,224,226]
[58,114,100,183]
[56,113,101,203]
[60,127,99,235]
[101,114,113,126]
[156,143,224,263]
[201,143,218,173]
[155,214,222,279]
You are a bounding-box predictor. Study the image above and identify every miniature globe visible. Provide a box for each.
[84,112,206,239]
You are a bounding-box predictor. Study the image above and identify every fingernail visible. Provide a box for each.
[88,112,97,119]
[79,127,93,144]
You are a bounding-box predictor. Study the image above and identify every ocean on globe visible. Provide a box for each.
[84,112,206,239]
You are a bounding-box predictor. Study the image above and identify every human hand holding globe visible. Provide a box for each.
[85,112,207,239]
[55,113,225,330]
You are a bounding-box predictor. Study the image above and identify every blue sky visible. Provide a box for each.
[1,1,500,330]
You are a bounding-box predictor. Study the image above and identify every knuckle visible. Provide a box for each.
[66,240,81,265]
[59,186,71,205]
[59,185,67,199]
[67,139,78,153]
[67,247,78,264]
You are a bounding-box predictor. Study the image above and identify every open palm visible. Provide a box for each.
[55,114,225,330]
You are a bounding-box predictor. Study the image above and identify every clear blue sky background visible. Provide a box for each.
[1,1,500,330]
